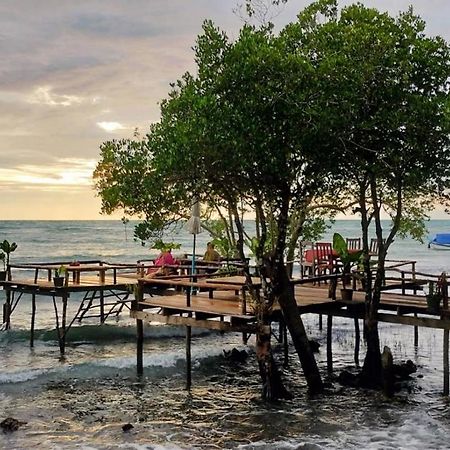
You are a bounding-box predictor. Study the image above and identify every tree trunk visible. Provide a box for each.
[361,262,385,387]
[231,203,291,401]
[275,264,324,395]
[256,323,292,400]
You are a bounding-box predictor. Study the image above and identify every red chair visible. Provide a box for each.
[315,242,334,277]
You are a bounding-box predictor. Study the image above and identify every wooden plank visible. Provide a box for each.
[139,293,252,319]
[142,278,243,290]
[315,308,450,331]
[130,310,265,333]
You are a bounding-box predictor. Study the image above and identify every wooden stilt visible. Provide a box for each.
[100,290,105,324]
[186,324,192,389]
[136,318,144,375]
[354,318,360,367]
[319,314,323,331]
[3,290,11,330]
[134,283,144,375]
[283,320,289,368]
[60,293,68,356]
[444,329,449,396]
[414,313,419,347]
[30,294,36,347]
[327,315,333,373]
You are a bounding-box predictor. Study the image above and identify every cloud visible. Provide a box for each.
[69,12,163,38]
[0,158,96,191]
[97,121,128,132]
[28,86,84,107]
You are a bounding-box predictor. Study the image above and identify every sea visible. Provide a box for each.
[0,219,450,450]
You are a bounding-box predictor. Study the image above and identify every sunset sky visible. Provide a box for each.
[1,0,449,220]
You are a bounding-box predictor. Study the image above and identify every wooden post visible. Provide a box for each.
[319,314,323,331]
[100,290,105,324]
[444,330,449,396]
[401,271,405,295]
[354,318,360,366]
[414,313,419,347]
[3,289,11,330]
[137,318,144,375]
[283,320,289,368]
[135,283,144,376]
[327,315,333,373]
[30,294,36,348]
[59,293,68,356]
[186,322,192,390]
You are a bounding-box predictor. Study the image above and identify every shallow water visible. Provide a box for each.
[1,220,450,449]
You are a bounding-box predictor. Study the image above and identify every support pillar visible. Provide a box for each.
[186,324,192,390]
[137,318,144,375]
[134,283,144,375]
[327,315,333,373]
[354,318,360,366]
[30,294,36,347]
[3,290,11,330]
[59,293,68,356]
[444,329,449,396]
[283,320,289,368]
[414,313,419,347]
[100,290,105,324]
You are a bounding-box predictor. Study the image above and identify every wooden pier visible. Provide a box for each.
[0,261,141,354]
[2,261,450,394]
[131,273,450,394]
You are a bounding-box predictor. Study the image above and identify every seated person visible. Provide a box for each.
[203,242,221,262]
[146,249,179,278]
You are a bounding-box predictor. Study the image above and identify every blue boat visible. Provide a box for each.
[429,233,450,249]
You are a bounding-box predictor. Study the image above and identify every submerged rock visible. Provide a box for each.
[393,360,417,380]
[337,370,360,388]
[1,417,26,433]
[223,348,248,363]
[308,340,321,353]
[122,423,134,432]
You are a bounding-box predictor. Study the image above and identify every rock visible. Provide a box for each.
[381,346,395,398]
[308,340,321,353]
[1,417,26,433]
[393,360,417,379]
[337,370,359,388]
[223,348,248,363]
[122,423,134,432]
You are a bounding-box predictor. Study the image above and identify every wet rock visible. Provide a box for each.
[295,443,323,450]
[381,346,395,398]
[122,423,134,432]
[337,370,360,388]
[1,417,26,433]
[393,360,417,380]
[308,340,321,353]
[223,348,248,363]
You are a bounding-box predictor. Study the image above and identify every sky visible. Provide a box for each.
[1,0,449,220]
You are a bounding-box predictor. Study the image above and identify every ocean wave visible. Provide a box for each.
[0,323,212,344]
[0,368,51,384]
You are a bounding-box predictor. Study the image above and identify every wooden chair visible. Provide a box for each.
[346,238,361,250]
[369,238,385,256]
[314,242,334,277]
[299,241,314,278]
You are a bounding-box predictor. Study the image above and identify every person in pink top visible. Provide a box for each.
[146,249,179,278]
